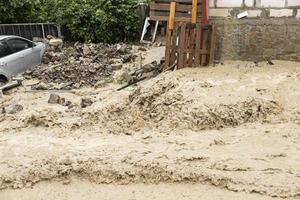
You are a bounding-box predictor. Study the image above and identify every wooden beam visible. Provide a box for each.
[202,0,208,24]
[192,0,198,24]
[168,2,176,30]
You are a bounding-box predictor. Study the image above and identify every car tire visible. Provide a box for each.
[0,76,8,87]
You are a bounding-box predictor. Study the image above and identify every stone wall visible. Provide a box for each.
[208,0,300,61]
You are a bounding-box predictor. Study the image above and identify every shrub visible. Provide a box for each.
[0,0,144,43]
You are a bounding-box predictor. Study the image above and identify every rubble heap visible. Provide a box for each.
[26,41,138,90]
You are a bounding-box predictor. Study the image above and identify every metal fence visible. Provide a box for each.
[0,23,61,40]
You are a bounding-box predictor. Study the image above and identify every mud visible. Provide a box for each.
[0,60,299,199]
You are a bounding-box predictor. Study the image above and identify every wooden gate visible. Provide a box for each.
[149,0,215,70]
[165,23,216,69]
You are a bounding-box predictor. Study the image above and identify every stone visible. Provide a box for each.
[94,80,108,89]
[297,10,300,18]
[269,9,294,17]
[138,46,147,51]
[142,61,158,73]
[42,56,50,64]
[216,0,243,7]
[49,38,63,48]
[111,58,123,70]
[48,94,61,104]
[113,69,132,84]
[2,104,23,114]
[82,44,91,55]
[287,0,300,7]
[259,0,285,8]
[111,63,123,70]
[116,44,128,53]
[247,10,262,18]
[209,9,232,17]
[81,98,94,108]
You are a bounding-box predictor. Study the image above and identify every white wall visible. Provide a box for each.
[209,0,300,18]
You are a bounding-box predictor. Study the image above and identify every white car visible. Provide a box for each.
[0,35,46,84]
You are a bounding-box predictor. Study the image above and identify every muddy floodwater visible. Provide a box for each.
[0,60,299,199]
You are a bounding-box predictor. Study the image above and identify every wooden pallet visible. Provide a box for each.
[150,0,208,24]
[165,22,216,69]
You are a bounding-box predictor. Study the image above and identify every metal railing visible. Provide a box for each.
[0,23,61,40]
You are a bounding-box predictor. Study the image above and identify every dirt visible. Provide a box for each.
[0,59,299,199]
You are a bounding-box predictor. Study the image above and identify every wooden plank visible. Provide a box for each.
[209,24,216,66]
[153,0,199,3]
[187,28,195,67]
[165,21,172,69]
[192,0,198,24]
[150,15,202,22]
[150,0,203,23]
[201,29,209,66]
[178,23,186,69]
[168,2,176,30]
[171,24,179,66]
[183,27,189,68]
[150,2,202,12]
[194,25,202,67]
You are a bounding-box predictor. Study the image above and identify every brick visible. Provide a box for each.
[216,0,243,7]
[209,9,232,17]
[269,9,294,17]
[244,0,254,7]
[287,0,300,7]
[259,0,285,7]
[209,0,215,7]
[247,10,262,17]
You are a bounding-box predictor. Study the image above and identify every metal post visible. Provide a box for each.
[57,25,62,38]
[41,24,45,39]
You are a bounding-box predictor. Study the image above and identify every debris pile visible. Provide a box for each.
[26,41,139,90]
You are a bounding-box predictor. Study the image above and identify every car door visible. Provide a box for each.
[6,38,35,73]
[20,40,41,67]
[0,40,24,77]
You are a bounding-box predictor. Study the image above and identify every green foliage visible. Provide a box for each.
[0,0,143,43]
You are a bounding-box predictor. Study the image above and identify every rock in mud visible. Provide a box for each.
[2,104,23,114]
[81,98,94,108]
[48,94,65,105]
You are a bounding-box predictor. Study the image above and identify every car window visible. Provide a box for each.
[0,41,13,58]
[7,38,33,52]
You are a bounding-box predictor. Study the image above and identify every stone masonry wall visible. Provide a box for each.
[208,0,300,61]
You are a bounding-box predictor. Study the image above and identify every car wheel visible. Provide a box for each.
[0,76,8,87]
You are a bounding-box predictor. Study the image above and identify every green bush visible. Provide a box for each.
[0,0,144,43]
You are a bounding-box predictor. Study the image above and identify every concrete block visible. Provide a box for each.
[259,0,285,8]
[269,9,294,17]
[287,0,300,7]
[297,10,300,18]
[209,0,215,7]
[209,9,232,17]
[244,0,254,7]
[216,0,243,7]
[247,10,262,17]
